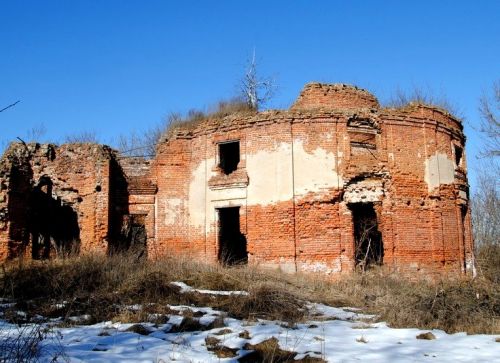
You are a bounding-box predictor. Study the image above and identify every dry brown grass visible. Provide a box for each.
[166,98,255,135]
[0,249,498,334]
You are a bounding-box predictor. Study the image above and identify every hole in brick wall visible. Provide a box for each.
[349,132,376,150]
[29,176,80,259]
[95,185,102,192]
[454,145,463,167]
[217,207,247,265]
[219,141,240,175]
[349,202,383,271]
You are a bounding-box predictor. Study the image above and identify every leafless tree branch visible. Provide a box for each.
[0,100,20,113]
[240,49,276,110]
[478,80,500,157]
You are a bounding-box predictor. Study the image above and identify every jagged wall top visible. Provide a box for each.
[291,83,380,111]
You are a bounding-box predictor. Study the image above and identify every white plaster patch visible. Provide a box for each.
[188,160,210,230]
[246,142,294,205]
[293,140,343,196]
[298,259,342,274]
[424,153,455,191]
[209,187,247,202]
[246,141,342,205]
[164,198,182,225]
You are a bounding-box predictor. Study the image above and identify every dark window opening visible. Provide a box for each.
[218,207,247,265]
[219,141,240,175]
[454,145,463,167]
[29,176,80,259]
[349,203,383,270]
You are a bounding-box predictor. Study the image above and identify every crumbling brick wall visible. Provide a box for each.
[0,143,114,260]
[0,82,474,276]
[115,157,157,256]
[152,83,473,275]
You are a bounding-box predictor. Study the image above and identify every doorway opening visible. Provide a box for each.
[129,214,147,258]
[116,214,147,258]
[29,176,80,259]
[217,207,247,265]
[349,202,383,270]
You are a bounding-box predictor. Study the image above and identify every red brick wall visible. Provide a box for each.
[152,84,473,275]
[0,143,113,259]
[0,84,474,277]
[292,83,380,110]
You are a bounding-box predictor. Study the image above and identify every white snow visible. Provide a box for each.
[1,284,498,362]
[171,281,249,296]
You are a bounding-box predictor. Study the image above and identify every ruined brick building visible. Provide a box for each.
[0,83,474,274]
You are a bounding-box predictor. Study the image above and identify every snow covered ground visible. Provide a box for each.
[1,284,498,362]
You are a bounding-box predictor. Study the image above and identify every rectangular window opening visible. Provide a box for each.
[454,145,463,167]
[219,141,240,175]
[217,207,247,265]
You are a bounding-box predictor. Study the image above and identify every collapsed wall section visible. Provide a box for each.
[0,143,114,260]
[113,157,157,257]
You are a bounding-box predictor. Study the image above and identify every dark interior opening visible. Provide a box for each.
[454,145,463,167]
[349,202,383,270]
[218,207,247,265]
[219,141,240,175]
[29,176,80,259]
[117,214,147,258]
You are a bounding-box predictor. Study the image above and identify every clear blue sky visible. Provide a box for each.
[1,0,498,191]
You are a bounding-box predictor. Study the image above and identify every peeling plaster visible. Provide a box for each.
[298,259,342,274]
[293,140,343,197]
[247,140,342,205]
[187,141,343,233]
[188,160,211,231]
[424,153,455,191]
[246,142,293,205]
[164,198,183,225]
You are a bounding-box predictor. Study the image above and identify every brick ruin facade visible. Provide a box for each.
[0,83,474,275]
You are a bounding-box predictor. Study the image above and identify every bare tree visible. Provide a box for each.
[24,123,47,142]
[64,130,99,143]
[471,80,500,282]
[478,80,500,157]
[240,50,276,110]
[471,162,499,282]
[117,113,182,158]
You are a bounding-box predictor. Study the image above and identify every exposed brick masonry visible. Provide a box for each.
[0,83,474,276]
